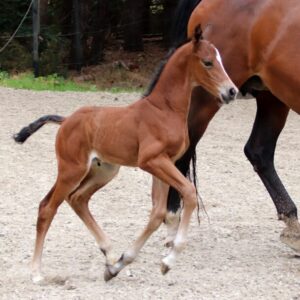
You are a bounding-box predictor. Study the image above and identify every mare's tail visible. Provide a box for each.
[13,115,65,144]
[170,0,202,47]
[167,0,202,215]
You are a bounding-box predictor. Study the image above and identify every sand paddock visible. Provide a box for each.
[0,87,299,299]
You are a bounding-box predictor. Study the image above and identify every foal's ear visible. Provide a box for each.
[193,24,203,46]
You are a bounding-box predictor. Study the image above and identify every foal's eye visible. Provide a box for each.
[202,60,213,68]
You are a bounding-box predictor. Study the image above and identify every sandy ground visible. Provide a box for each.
[0,87,299,300]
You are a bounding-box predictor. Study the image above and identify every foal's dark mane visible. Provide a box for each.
[143,39,190,97]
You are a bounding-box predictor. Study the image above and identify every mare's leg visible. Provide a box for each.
[244,91,300,252]
[105,156,198,280]
[67,159,119,265]
[166,87,219,245]
[104,176,169,281]
[31,163,88,283]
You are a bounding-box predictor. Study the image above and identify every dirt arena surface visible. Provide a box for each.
[0,87,299,300]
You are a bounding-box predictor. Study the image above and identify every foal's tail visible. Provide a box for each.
[13,115,65,144]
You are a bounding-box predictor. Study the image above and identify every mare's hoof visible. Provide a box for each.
[280,228,300,254]
[160,262,170,275]
[104,265,118,282]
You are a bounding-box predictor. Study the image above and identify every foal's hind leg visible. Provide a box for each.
[31,165,88,283]
[104,176,169,281]
[67,159,119,265]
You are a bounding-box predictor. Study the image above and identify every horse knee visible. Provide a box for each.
[155,209,167,225]
[244,142,273,173]
[38,199,54,217]
[149,209,167,231]
[156,209,167,222]
[68,192,87,213]
[37,205,57,233]
[181,185,197,209]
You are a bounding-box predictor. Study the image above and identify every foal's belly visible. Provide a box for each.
[93,131,139,167]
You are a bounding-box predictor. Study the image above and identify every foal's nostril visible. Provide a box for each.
[229,87,237,98]
[221,86,237,104]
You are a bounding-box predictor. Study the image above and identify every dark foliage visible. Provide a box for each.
[0,0,182,74]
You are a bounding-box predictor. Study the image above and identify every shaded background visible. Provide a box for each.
[0,0,178,78]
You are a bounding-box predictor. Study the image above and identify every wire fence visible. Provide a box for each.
[0,0,34,53]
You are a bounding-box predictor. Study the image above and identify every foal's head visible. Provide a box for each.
[190,25,238,104]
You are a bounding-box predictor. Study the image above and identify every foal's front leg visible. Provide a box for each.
[104,176,169,281]
[104,156,197,281]
[141,156,198,274]
[152,176,181,248]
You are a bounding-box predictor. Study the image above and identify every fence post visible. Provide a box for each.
[32,0,40,77]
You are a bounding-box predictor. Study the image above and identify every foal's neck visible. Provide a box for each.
[147,44,193,117]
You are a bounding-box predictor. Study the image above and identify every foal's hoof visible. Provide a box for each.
[164,239,174,248]
[280,228,300,254]
[31,273,45,284]
[104,265,118,282]
[160,262,170,275]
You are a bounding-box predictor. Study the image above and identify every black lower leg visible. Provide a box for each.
[244,91,297,218]
[257,167,297,218]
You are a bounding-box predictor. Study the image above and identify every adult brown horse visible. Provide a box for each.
[165,0,300,253]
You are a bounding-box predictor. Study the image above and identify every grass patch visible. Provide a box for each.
[0,72,98,92]
[0,71,143,93]
[108,86,143,93]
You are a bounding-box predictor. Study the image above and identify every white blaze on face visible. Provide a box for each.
[215,48,227,75]
[214,46,238,101]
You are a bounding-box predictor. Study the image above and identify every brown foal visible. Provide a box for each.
[14,26,237,282]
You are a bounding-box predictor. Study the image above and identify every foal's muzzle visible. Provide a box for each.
[221,86,238,104]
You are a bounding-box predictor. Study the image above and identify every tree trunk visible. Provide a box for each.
[89,0,108,65]
[123,0,146,52]
[40,0,49,24]
[162,0,177,48]
[72,0,83,71]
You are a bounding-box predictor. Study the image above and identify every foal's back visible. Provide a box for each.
[56,96,187,168]
[57,104,140,167]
